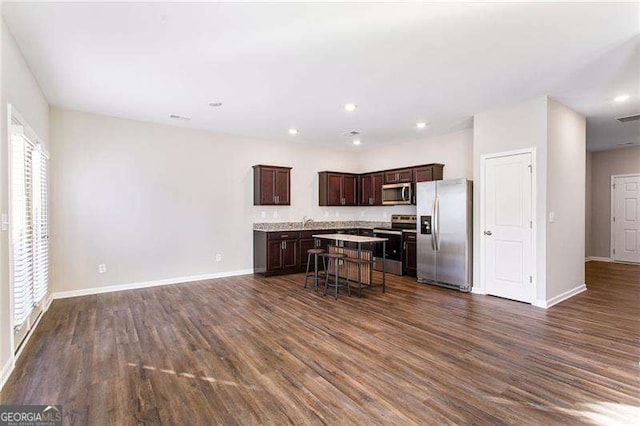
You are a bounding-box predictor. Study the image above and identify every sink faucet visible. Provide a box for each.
[302,216,314,227]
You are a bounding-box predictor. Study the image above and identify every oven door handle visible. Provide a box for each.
[373,229,403,236]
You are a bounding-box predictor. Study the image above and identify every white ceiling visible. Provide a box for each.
[2,2,639,150]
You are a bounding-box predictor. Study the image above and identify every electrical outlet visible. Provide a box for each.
[98,264,107,274]
[324,211,329,217]
[360,211,365,217]
[549,212,555,223]
[334,211,340,217]
[273,211,278,218]
[261,211,266,218]
[1,213,8,232]
[215,254,222,262]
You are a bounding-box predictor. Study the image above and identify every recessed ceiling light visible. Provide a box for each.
[288,128,299,135]
[169,114,191,121]
[344,103,357,112]
[416,122,428,129]
[614,94,630,102]
[208,101,223,107]
[353,139,361,145]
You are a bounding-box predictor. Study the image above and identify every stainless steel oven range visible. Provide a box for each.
[373,214,416,275]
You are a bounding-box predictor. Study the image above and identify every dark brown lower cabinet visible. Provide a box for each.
[254,231,300,276]
[404,233,417,277]
[255,229,370,276]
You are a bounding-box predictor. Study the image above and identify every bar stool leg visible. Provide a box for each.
[304,252,312,289]
[323,257,330,296]
[313,253,319,291]
[334,259,340,300]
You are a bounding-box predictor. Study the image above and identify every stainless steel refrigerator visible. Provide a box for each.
[416,179,472,292]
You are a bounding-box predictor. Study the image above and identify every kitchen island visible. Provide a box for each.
[312,233,388,296]
[253,221,389,277]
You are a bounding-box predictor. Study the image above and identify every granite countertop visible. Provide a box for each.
[253,220,389,232]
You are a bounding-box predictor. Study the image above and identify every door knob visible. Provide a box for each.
[484,230,492,236]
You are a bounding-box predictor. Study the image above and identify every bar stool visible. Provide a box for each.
[323,253,349,300]
[304,248,326,291]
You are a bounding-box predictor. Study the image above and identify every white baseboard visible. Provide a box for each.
[471,287,486,295]
[537,284,587,309]
[0,354,15,392]
[532,299,547,308]
[585,256,612,262]
[53,269,255,299]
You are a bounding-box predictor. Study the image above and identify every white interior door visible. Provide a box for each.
[612,175,640,263]
[483,152,533,303]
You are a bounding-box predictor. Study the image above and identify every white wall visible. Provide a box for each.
[588,146,640,258]
[0,19,50,383]
[50,108,364,294]
[50,108,473,295]
[354,128,473,216]
[473,97,548,303]
[546,98,586,300]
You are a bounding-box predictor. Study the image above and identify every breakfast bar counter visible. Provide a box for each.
[312,233,388,296]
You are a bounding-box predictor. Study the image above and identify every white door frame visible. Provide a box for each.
[479,147,537,302]
[610,173,640,262]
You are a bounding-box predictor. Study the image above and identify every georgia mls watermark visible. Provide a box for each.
[0,405,62,426]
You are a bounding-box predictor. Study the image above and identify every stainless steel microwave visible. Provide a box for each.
[382,182,412,205]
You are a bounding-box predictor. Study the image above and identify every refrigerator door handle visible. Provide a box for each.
[431,197,437,251]
[434,196,440,251]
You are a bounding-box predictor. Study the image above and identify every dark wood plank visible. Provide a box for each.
[1,261,638,424]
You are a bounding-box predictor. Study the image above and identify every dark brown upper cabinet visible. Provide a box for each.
[359,173,384,206]
[414,164,444,183]
[318,172,358,206]
[384,168,413,184]
[253,165,292,205]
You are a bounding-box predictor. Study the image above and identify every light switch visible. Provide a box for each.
[1,213,7,231]
[549,212,555,223]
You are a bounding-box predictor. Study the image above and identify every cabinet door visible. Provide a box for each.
[414,166,434,183]
[282,239,299,269]
[360,174,373,205]
[267,240,283,272]
[327,174,343,206]
[384,170,398,184]
[260,168,277,205]
[406,241,417,276]
[397,168,413,183]
[371,173,384,205]
[343,175,358,205]
[275,169,290,205]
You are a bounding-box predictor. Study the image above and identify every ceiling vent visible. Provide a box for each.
[616,114,640,123]
[345,131,360,136]
[169,114,191,121]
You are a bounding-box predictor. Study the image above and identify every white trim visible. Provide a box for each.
[53,269,255,299]
[479,147,537,304]
[585,256,612,262]
[470,286,487,295]
[536,284,587,309]
[610,173,640,262]
[0,356,15,392]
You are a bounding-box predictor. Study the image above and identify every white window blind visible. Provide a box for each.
[10,115,50,340]
[11,127,35,328]
[33,149,49,304]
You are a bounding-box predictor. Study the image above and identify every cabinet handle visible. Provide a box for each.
[281,234,289,238]
[284,241,287,250]
[403,242,407,251]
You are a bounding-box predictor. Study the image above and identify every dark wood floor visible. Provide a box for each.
[1,261,638,424]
